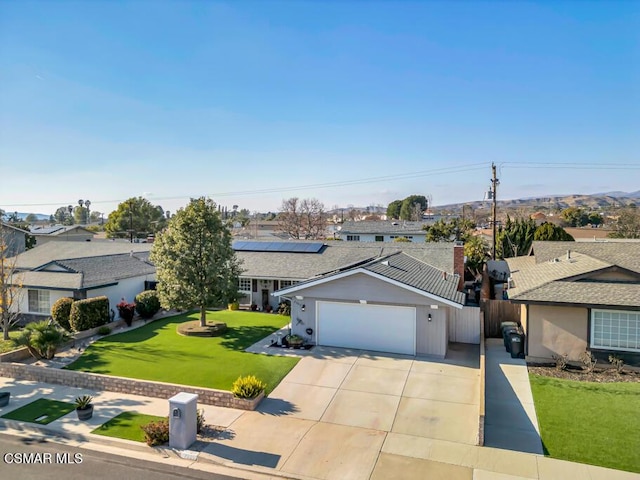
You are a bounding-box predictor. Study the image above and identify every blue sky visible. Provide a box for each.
[0,1,638,216]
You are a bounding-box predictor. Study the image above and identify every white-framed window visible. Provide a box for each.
[238,278,252,291]
[279,280,299,289]
[346,235,360,241]
[28,289,50,314]
[591,309,640,352]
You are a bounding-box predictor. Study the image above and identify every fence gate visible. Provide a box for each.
[450,306,481,344]
[481,300,521,338]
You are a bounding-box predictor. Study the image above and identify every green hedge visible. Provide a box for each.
[69,296,110,332]
[51,297,75,331]
[135,290,161,319]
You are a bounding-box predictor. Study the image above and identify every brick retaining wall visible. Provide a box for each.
[0,363,262,410]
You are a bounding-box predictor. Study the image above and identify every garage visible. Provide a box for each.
[316,301,416,355]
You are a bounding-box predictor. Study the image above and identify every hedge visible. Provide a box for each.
[135,290,161,319]
[51,297,75,331]
[69,296,110,332]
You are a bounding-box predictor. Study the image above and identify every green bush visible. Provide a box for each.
[232,375,266,399]
[277,300,291,316]
[15,320,70,360]
[140,418,169,446]
[69,296,110,332]
[51,297,74,331]
[97,326,111,336]
[135,290,161,319]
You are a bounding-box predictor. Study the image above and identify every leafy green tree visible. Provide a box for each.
[561,207,589,227]
[533,222,575,241]
[73,206,88,225]
[608,208,640,239]
[587,212,602,226]
[15,320,70,360]
[150,198,242,327]
[386,200,402,219]
[400,195,428,220]
[496,216,537,258]
[464,236,489,275]
[25,214,38,223]
[105,197,166,239]
[425,218,475,243]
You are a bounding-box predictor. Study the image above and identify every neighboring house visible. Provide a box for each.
[0,222,28,256]
[8,242,155,323]
[337,220,431,243]
[30,225,96,245]
[505,241,640,366]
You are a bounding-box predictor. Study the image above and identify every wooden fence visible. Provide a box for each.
[481,299,521,338]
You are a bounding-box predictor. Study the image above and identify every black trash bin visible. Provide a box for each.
[509,333,524,358]
[503,326,519,350]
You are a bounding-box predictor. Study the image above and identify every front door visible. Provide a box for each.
[261,289,270,308]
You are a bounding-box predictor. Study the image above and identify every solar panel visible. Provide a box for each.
[232,241,324,253]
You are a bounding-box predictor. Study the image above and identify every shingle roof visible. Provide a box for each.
[339,220,430,235]
[530,241,640,274]
[30,225,95,236]
[236,241,455,280]
[511,281,640,308]
[54,254,156,288]
[11,271,84,290]
[274,250,464,305]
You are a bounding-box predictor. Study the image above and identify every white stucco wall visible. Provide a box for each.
[88,274,155,319]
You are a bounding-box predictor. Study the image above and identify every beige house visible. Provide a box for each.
[30,225,95,245]
[505,241,640,366]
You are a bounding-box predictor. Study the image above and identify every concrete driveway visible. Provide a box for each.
[203,343,480,480]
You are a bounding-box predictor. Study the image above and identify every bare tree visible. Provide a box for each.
[277,197,327,239]
[409,202,424,221]
[0,224,23,340]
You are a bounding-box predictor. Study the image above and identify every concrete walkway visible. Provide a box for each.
[484,338,544,455]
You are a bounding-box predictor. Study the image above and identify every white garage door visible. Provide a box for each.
[317,301,416,355]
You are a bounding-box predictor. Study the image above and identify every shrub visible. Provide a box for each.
[135,290,161,319]
[15,320,70,360]
[277,300,291,316]
[51,297,74,331]
[197,408,205,434]
[552,353,569,371]
[69,296,110,332]
[228,301,239,311]
[579,350,597,373]
[232,375,266,399]
[140,418,169,446]
[97,326,111,336]
[117,299,136,327]
[74,395,93,409]
[609,354,624,374]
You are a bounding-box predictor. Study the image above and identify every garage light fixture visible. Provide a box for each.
[301,304,306,312]
[295,296,304,300]
[428,314,432,322]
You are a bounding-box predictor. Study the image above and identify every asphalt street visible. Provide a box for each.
[0,433,241,480]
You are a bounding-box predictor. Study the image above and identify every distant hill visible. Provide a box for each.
[11,212,50,221]
[437,192,638,212]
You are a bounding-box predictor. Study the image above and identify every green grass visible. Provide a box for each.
[530,374,640,473]
[0,331,20,354]
[1,398,76,425]
[65,310,298,394]
[92,412,166,443]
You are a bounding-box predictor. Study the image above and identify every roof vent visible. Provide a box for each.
[381,260,389,266]
[442,271,447,281]
[566,249,571,260]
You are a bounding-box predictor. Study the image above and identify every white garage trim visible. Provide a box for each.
[316,301,416,355]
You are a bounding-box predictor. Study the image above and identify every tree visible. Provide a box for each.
[386,200,402,219]
[104,197,167,239]
[561,207,588,227]
[587,212,602,226]
[425,218,475,243]
[496,216,537,258]
[0,223,22,340]
[150,197,242,327]
[464,236,489,276]
[400,195,428,220]
[25,213,38,223]
[608,208,640,239]
[73,206,88,225]
[533,223,575,241]
[277,197,327,239]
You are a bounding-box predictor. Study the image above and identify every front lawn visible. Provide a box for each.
[0,331,20,354]
[530,374,640,473]
[65,310,298,394]
[92,412,166,443]
[1,399,76,425]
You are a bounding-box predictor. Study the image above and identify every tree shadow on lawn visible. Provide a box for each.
[219,326,281,351]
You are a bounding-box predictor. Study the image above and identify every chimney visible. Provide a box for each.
[453,242,465,291]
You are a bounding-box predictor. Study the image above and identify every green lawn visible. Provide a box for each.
[1,399,76,425]
[92,412,166,443]
[0,331,20,354]
[65,310,298,394]
[530,374,640,473]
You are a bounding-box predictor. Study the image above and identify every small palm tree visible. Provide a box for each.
[15,320,70,360]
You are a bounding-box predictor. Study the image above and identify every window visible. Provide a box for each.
[346,235,360,241]
[591,309,640,352]
[238,278,251,291]
[375,236,384,242]
[28,290,50,314]
[280,280,299,288]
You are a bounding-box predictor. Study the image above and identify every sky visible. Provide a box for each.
[0,1,638,217]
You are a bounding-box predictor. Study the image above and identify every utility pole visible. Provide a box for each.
[491,163,499,260]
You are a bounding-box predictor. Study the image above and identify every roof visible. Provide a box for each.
[237,241,456,280]
[30,225,95,236]
[274,251,465,306]
[11,242,152,270]
[0,222,29,234]
[339,220,430,235]
[506,241,640,308]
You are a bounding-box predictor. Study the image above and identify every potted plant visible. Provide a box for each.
[75,395,94,421]
[286,334,304,348]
